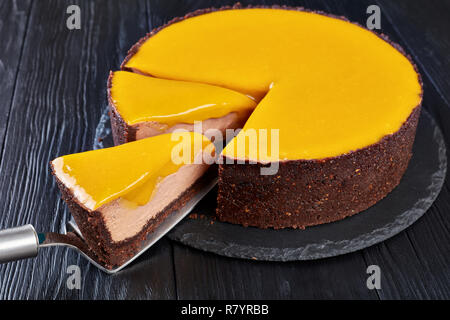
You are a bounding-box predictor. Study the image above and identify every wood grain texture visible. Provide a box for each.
[0,0,448,299]
[173,243,378,299]
[0,0,175,299]
[0,0,32,162]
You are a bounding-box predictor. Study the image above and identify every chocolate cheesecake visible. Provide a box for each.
[51,6,422,268]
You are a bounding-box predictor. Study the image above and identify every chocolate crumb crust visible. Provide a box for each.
[217,106,421,229]
[51,165,216,269]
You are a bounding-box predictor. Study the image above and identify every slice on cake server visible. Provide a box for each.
[0,132,216,273]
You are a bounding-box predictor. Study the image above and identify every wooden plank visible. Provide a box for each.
[362,215,450,299]
[0,0,176,299]
[0,0,32,159]
[173,243,377,299]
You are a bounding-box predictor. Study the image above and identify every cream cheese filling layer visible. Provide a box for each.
[100,158,209,242]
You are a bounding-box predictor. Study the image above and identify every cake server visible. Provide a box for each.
[0,178,217,274]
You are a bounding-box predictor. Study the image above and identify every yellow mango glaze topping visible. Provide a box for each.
[110,71,256,126]
[51,132,213,210]
[124,8,422,161]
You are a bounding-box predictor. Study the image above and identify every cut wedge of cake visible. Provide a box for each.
[108,70,256,145]
[51,132,214,268]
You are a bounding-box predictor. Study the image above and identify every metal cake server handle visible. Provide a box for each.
[0,225,40,263]
[0,224,110,272]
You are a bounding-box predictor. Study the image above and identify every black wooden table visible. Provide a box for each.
[0,0,448,300]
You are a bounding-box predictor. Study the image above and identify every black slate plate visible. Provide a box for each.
[94,109,447,261]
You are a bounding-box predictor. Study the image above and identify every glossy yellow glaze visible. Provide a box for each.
[110,71,256,126]
[125,8,422,160]
[53,132,213,210]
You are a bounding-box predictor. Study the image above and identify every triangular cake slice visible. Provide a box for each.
[108,71,256,144]
[51,132,214,268]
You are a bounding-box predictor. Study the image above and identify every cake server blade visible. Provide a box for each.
[0,178,217,274]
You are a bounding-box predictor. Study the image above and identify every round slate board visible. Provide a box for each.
[94,109,447,261]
